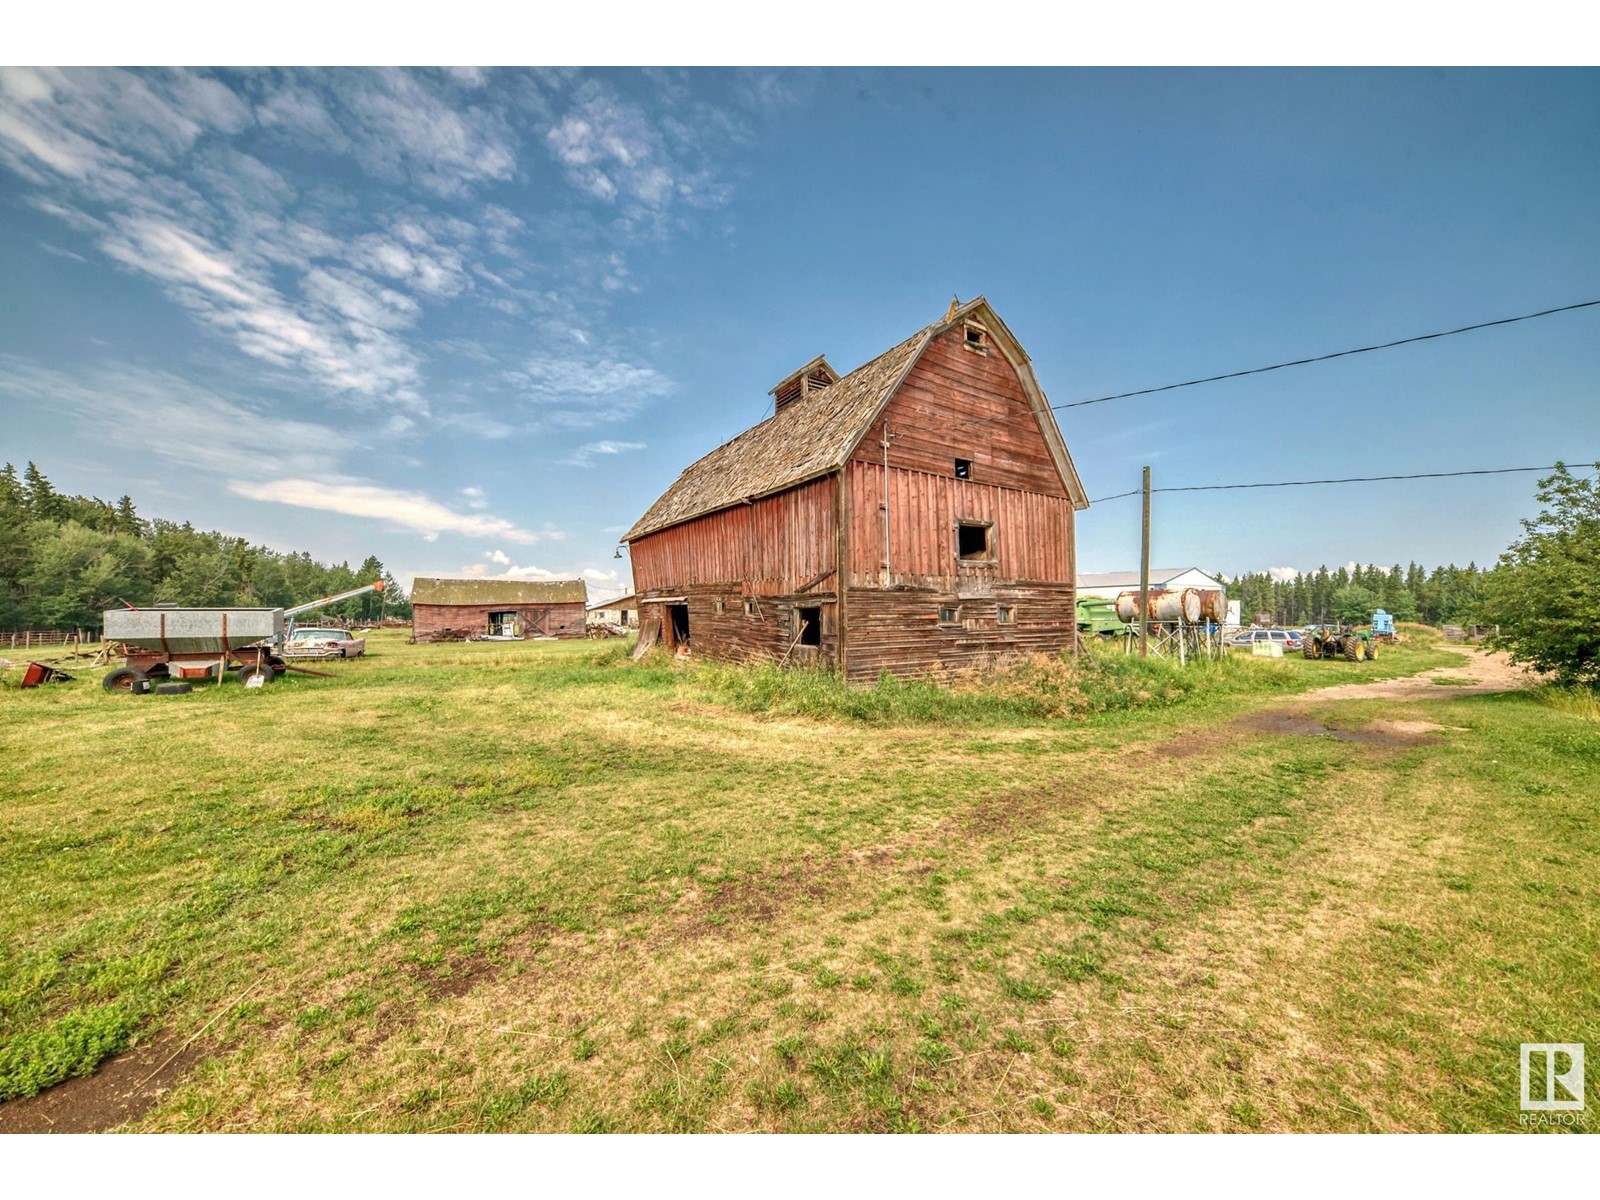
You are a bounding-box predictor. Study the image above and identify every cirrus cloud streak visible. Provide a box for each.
[229,478,554,545]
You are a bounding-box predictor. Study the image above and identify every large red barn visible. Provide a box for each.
[624,297,1090,680]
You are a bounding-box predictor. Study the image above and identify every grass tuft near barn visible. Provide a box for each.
[0,632,1593,1131]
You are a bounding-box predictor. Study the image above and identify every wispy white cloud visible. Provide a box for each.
[0,68,733,444]
[1267,566,1302,581]
[0,356,347,480]
[503,354,672,430]
[230,478,549,545]
[562,439,647,467]
[541,75,739,229]
[255,68,517,198]
[98,214,428,412]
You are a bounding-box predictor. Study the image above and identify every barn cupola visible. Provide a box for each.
[769,355,839,413]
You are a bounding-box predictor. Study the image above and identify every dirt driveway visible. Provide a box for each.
[1293,644,1535,703]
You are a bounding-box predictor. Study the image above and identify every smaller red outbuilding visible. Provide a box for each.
[410,577,587,641]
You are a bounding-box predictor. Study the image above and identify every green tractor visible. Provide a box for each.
[1076,595,1130,639]
[1302,624,1377,662]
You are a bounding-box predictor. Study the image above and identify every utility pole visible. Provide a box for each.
[1139,465,1151,659]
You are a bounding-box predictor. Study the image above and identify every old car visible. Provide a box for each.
[281,626,367,660]
[1226,628,1303,651]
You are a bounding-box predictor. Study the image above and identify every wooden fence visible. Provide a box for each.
[2,629,99,650]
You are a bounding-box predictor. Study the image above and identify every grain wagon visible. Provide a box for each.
[100,582,382,692]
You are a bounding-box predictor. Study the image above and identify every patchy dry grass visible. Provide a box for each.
[0,632,1592,1132]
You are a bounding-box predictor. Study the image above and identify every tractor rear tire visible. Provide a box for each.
[1344,638,1361,662]
[103,667,151,694]
[1303,643,1319,659]
[1366,640,1378,661]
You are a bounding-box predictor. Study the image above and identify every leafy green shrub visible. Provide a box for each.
[0,1003,139,1100]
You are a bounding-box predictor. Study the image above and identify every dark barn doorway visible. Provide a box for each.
[668,604,691,648]
[797,606,821,647]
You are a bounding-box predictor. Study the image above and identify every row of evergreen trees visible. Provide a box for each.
[1221,561,1486,627]
[0,462,410,630]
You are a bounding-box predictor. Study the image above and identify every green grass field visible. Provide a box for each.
[0,632,1594,1132]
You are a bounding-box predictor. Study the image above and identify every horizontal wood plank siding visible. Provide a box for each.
[630,475,837,594]
[640,586,839,668]
[851,325,1067,497]
[843,584,1077,682]
[412,602,585,639]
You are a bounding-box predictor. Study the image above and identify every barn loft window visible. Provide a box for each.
[938,605,960,626]
[997,606,1015,625]
[956,520,993,561]
[714,597,725,613]
[963,322,988,354]
[743,598,758,617]
[954,458,972,480]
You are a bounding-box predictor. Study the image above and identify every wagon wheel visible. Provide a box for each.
[103,666,150,693]
[237,662,277,686]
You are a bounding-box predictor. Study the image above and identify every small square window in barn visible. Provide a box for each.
[963,323,988,353]
[954,458,971,480]
[714,597,725,613]
[744,598,758,617]
[957,521,992,561]
[797,606,822,647]
[997,606,1014,625]
[938,605,960,625]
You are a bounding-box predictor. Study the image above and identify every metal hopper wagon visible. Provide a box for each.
[100,581,383,692]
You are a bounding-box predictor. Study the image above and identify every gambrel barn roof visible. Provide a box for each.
[625,297,1089,541]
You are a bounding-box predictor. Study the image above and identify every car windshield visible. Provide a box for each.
[291,628,339,641]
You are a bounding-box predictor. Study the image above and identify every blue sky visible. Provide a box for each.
[1,67,1596,599]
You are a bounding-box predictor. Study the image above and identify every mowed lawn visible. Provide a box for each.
[0,631,1594,1132]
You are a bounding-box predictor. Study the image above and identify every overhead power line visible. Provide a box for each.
[1056,299,1600,412]
[1088,462,1595,506]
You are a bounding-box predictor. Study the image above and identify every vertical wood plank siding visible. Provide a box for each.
[630,473,838,593]
[851,325,1068,497]
[845,462,1074,587]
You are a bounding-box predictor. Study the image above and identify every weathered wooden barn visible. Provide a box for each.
[624,297,1089,680]
[410,577,587,640]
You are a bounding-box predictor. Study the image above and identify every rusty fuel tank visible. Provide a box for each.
[1115,588,1205,624]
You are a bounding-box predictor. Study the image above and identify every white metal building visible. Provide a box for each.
[1074,567,1225,601]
